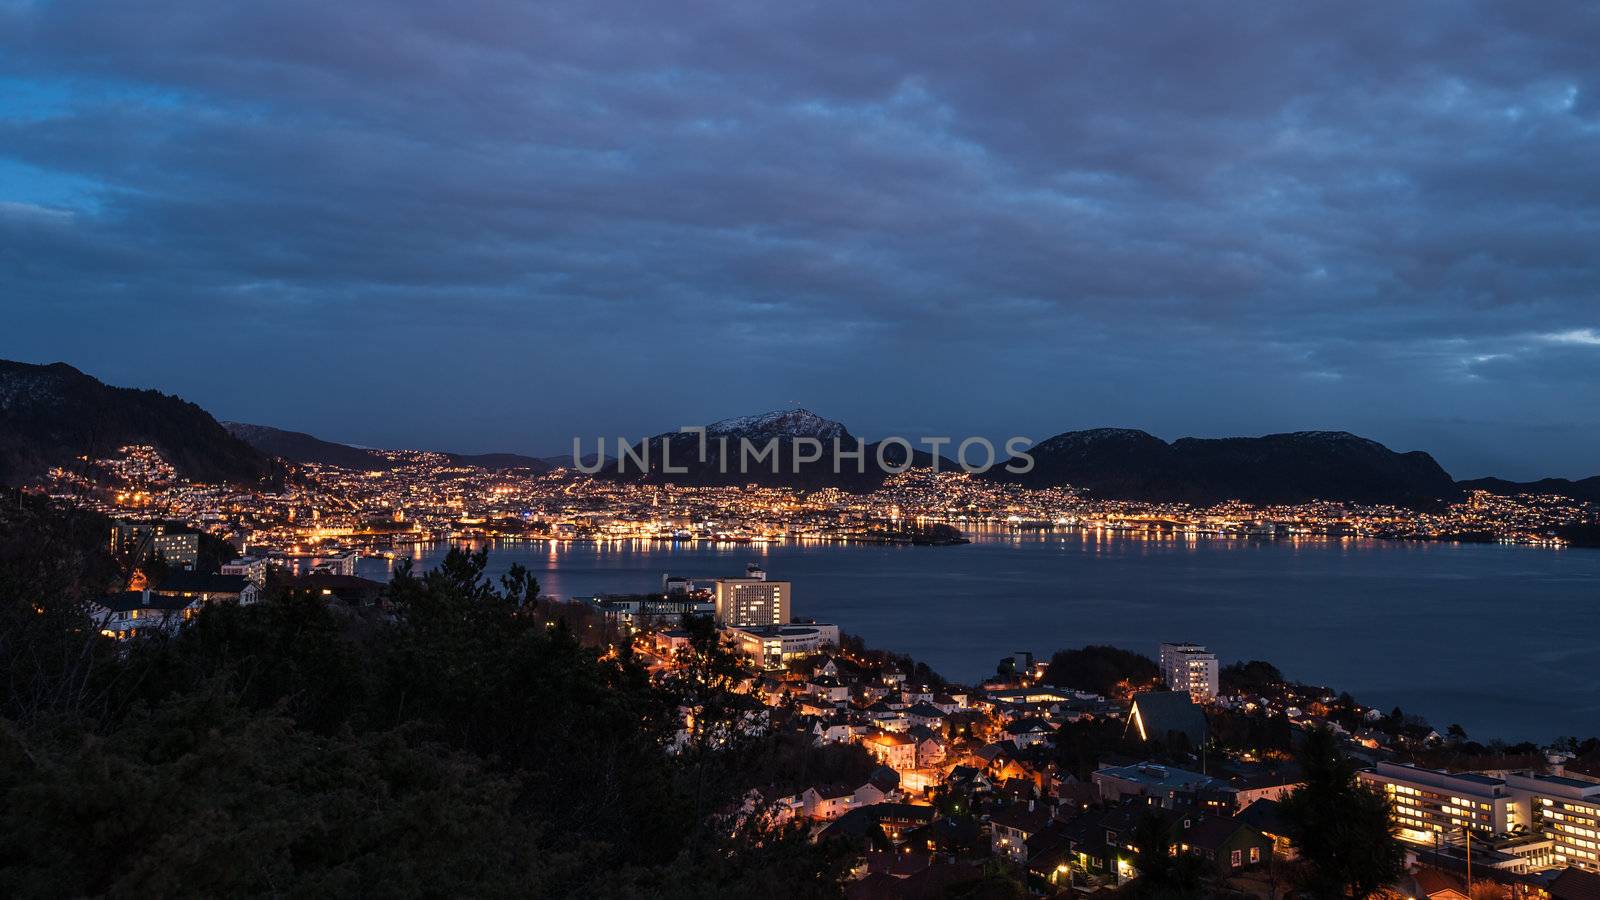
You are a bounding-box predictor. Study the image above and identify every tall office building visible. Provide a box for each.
[713,574,791,627]
[1159,642,1220,701]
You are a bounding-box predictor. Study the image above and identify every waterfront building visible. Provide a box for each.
[271,550,359,577]
[1159,642,1220,701]
[712,573,791,627]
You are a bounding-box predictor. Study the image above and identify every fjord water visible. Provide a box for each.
[369,532,1600,744]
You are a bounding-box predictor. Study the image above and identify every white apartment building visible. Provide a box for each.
[1360,762,1600,872]
[1159,641,1220,701]
[1505,773,1600,870]
[221,556,268,586]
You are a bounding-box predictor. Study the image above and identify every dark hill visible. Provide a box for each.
[0,360,279,488]
[223,422,394,470]
[442,452,551,471]
[1457,476,1600,504]
[986,428,1459,507]
[224,422,551,472]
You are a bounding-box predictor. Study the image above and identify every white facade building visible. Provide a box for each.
[724,623,839,669]
[1160,642,1220,701]
[713,576,790,627]
[1360,762,1600,872]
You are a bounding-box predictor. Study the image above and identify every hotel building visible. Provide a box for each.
[712,569,791,627]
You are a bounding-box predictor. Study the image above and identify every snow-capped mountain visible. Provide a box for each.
[598,408,938,492]
[703,408,849,441]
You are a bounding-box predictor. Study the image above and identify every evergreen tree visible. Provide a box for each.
[1280,727,1404,898]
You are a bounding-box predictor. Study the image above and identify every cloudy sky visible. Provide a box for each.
[2,1,1597,478]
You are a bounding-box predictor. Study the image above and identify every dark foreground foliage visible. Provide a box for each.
[0,492,850,897]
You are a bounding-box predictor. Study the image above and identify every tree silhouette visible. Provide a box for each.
[1280,727,1404,898]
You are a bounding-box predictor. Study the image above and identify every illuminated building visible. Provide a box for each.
[110,521,200,569]
[88,589,199,639]
[1126,690,1208,747]
[1504,773,1600,870]
[221,556,268,586]
[724,622,839,669]
[861,729,917,771]
[1159,642,1219,701]
[1360,762,1600,871]
[712,568,791,627]
[152,531,201,569]
[1360,762,1515,845]
[580,594,714,633]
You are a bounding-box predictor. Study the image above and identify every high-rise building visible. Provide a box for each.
[713,575,790,627]
[1159,642,1219,701]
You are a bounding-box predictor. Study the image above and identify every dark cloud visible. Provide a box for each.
[1,0,1598,478]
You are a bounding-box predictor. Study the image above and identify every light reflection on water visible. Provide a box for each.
[364,529,1600,743]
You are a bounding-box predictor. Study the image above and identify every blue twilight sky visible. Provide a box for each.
[2,1,1598,479]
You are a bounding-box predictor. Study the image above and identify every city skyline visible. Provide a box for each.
[4,3,1600,479]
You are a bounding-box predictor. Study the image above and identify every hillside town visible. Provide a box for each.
[36,445,1600,563]
[73,516,1600,900]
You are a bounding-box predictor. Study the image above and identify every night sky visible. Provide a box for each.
[2,2,1597,479]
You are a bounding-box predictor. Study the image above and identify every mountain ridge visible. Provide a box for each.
[1458,475,1600,504]
[0,360,279,488]
[4,359,1595,504]
[987,427,1463,507]
[222,422,552,472]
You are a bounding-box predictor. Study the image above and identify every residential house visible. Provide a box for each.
[1231,770,1303,808]
[803,783,858,820]
[1004,717,1056,749]
[863,729,918,771]
[1176,814,1272,876]
[906,702,949,731]
[282,573,385,606]
[909,727,946,768]
[1550,867,1600,900]
[89,590,197,639]
[808,676,851,703]
[991,801,1053,862]
[1236,798,1297,859]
